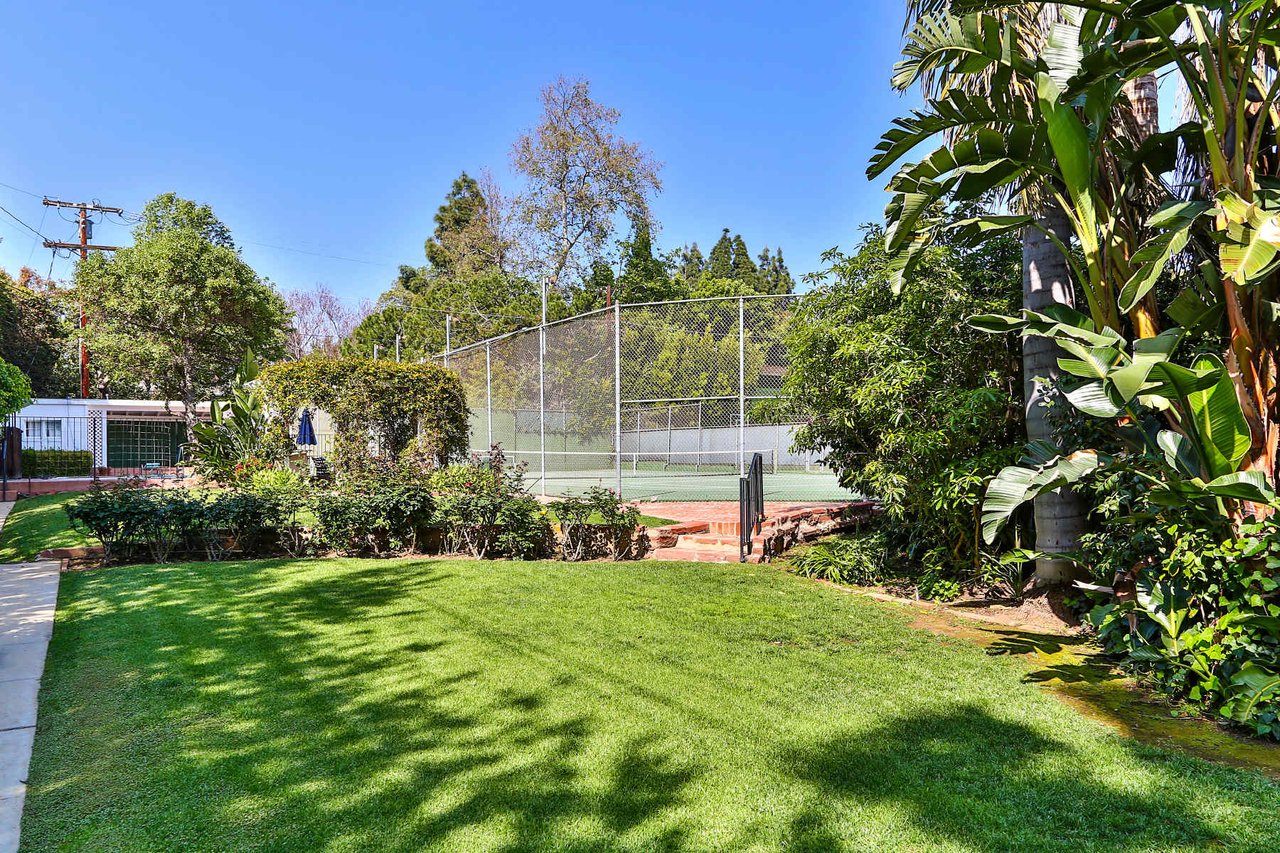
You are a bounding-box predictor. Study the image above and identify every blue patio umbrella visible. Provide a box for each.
[296,408,317,447]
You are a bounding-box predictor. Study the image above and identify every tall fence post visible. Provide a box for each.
[485,342,493,449]
[738,295,746,476]
[614,302,623,496]
[538,323,546,497]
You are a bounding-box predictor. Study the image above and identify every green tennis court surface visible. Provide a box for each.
[521,466,853,502]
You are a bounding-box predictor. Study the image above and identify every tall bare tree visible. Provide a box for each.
[512,76,661,313]
[284,285,370,359]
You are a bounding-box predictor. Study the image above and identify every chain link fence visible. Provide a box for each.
[440,294,845,501]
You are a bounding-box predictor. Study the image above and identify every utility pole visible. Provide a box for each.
[42,199,124,399]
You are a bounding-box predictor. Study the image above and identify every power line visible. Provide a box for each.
[242,240,398,267]
[0,180,42,198]
[0,203,50,241]
[25,206,48,265]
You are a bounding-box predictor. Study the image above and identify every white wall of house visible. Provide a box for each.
[11,399,210,468]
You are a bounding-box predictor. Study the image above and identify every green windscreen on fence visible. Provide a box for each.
[106,419,185,468]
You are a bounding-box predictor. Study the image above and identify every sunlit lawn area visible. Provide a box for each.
[0,492,91,562]
[19,556,1280,852]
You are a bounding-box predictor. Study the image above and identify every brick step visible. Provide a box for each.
[649,546,763,564]
[681,534,741,546]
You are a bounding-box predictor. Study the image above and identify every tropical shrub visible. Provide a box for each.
[185,353,287,482]
[20,449,93,478]
[779,219,1024,591]
[789,531,887,587]
[1082,512,1280,739]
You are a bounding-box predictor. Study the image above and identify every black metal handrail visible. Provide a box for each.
[739,452,765,562]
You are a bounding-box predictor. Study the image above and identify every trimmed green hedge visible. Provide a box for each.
[20,449,93,478]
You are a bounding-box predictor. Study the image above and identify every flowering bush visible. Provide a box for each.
[430,446,551,559]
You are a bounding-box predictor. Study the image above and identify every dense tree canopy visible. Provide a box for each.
[783,220,1023,574]
[0,268,76,397]
[74,194,289,428]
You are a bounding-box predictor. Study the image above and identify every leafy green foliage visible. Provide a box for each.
[1085,512,1280,740]
[20,450,93,478]
[781,221,1024,584]
[789,531,887,587]
[0,268,76,397]
[73,193,288,418]
[260,357,467,477]
[312,471,434,557]
[185,353,287,483]
[430,446,551,559]
[65,484,280,564]
[548,486,641,561]
[978,317,1275,543]
[0,357,32,418]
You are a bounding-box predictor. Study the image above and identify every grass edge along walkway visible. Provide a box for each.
[21,556,1280,852]
[0,499,61,853]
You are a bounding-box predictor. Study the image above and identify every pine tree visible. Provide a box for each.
[676,243,705,283]
[769,247,795,294]
[730,234,761,291]
[707,228,734,279]
[425,172,487,271]
[570,259,616,313]
[618,216,670,302]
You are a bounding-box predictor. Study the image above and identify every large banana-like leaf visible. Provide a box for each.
[1043,8,1084,88]
[1118,202,1211,312]
[1225,663,1280,724]
[1204,471,1276,504]
[892,12,1032,92]
[1035,73,1098,259]
[867,90,1033,180]
[1139,357,1247,481]
[1184,354,1251,481]
[970,306,1119,347]
[1217,190,1280,285]
[981,447,1108,543]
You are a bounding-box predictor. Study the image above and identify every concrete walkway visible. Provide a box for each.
[0,501,60,853]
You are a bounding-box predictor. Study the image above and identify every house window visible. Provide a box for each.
[23,419,63,450]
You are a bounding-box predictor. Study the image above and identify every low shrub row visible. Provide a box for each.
[66,485,287,564]
[64,450,647,565]
[21,449,94,478]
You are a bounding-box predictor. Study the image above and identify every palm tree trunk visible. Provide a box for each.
[1024,203,1087,582]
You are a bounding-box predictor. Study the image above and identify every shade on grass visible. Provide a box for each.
[0,492,90,562]
[24,557,1280,852]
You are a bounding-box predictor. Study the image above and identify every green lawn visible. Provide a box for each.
[0,492,90,562]
[22,557,1280,852]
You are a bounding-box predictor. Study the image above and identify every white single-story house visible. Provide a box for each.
[7,398,212,472]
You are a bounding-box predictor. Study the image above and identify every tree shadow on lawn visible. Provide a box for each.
[66,558,702,851]
[782,703,1248,853]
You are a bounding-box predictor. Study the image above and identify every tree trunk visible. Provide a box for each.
[1024,204,1088,582]
[1124,73,1162,339]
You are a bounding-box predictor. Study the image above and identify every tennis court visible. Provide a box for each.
[497,448,851,501]
[441,295,855,502]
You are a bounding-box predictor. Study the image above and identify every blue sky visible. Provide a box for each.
[0,0,919,305]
